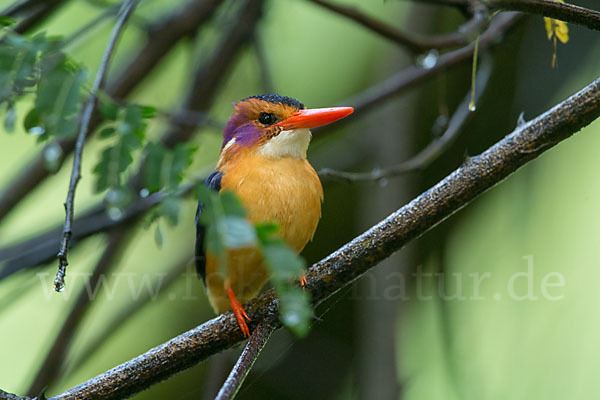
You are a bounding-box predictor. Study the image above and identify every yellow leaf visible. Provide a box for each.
[555,20,569,43]
[544,18,569,43]
[543,0,569,44]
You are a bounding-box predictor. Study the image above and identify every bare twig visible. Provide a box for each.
[54,0,140,292]
[43,73,600,400]
[412,0,600,32]
[308,0,488,53]
[29,229,131,396]
[0,0,223,224]
[215,320,277,400]
[319,52,494,182]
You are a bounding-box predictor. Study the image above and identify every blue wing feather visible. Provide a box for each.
[195,170,223,283]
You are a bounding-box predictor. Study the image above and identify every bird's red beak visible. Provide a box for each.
[275,107,354,130]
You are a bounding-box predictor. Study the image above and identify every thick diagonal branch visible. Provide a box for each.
[47,75,600,400]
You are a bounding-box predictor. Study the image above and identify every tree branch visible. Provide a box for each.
[308,0,488,53]
[44,73,600,400]
[215,320,277,400]
[412,0,600,32]
[54,0,140,292]
[319,52,493,181]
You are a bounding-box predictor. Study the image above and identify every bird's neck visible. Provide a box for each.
[256,128,312,159]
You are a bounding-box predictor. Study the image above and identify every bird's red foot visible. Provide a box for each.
[299,270,308,289]
[226,286,250,338]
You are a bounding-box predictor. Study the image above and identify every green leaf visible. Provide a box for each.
[99,126,116,138]
[35,65,88,137]
[168,144,197,189]
[141,106,156,118]
[0,16,16,27]
[221,216,257,249]
[99,100,119,121]
[144,142,166,193]
[118,105,146,139]
[23,108,40,132]
[93,133,141,192]
[277,285,313,337]
[4,105,16,132]
[160,195,180,226]
[262,242,305,281]
[154,224,163,248]
[219,191,247,217]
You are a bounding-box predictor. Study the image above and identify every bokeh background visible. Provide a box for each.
[1,0,600,399]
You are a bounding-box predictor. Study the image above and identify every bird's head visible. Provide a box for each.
[220,94,353,160]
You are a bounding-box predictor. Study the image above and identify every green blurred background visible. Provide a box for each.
[0,0,599,399]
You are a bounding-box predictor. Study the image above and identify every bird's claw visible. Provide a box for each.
[299,271,308,290]
[226,286,250,338]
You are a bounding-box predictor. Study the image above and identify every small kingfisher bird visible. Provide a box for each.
[195,94,353,337]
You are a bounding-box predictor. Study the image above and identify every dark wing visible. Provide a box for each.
[195,170,223,283]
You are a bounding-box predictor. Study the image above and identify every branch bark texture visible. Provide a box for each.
[48,75,600,400]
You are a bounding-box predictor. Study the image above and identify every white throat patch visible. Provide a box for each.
[257,129,311,159]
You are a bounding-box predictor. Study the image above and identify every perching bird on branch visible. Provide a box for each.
[195,94,353,337]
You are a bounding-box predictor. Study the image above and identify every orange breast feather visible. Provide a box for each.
[205,152,323,313]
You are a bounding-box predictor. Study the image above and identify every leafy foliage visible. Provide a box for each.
[93,104,148,193]
[0,31,88,137]
[93,101,197,225]
[197,187,313,337]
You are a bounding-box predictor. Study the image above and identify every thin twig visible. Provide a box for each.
[411,0,600,32]
[215,320,277,400]
[43,73,600,400]
[308,0,488,53]
[319,52,494,181]
[54,0,140,292]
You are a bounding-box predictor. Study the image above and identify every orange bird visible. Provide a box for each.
[196,94,353,337]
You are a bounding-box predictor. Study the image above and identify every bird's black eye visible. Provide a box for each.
[258,112,276,126]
